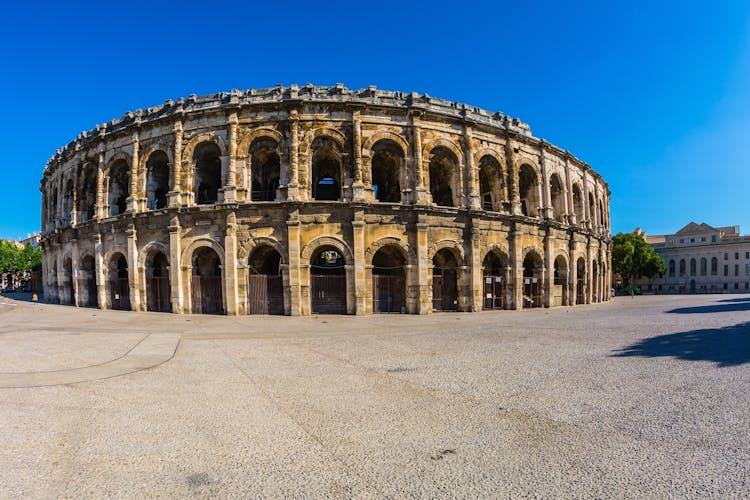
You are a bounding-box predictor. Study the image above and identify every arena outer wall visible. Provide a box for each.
[39,84,611,315]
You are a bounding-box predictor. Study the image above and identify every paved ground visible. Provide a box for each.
[0,294,748,497]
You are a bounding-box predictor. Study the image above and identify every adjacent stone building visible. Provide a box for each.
[633,222,750,293]
[39,84,611,315]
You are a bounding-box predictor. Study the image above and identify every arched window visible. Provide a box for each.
[371,140,402,203]
[194,142,221,204]
[518,164,539,217]
[549,174,565,222]
[669,260,675,277]
[311,138,342,201]
[711,257,718,275]
[690,258,696,276]
[679,259,686,276]
[250,139,281,202]
[62,179,74,224]
[108,159,130,216]
[478,155,503,211]
[429,147,457,207]
[572,184,584,224]
[588,192,596,225]
[700,257,707,276]
[78,163,97,222]
[146,151,170,210]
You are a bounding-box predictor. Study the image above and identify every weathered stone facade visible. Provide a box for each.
[40,84,611,315]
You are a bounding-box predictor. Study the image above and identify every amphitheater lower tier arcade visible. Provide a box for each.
[40,85,611,315]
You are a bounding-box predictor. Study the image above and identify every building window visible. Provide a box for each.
[724,252,728,260]
[735,252,739,260]
[700,258,707,276]
[724,265,728,276]
[669,260,675,277]
[735,283,739,290]
[689,258,696,276]
[746,252,749,259]
[711,257,718,275]
[724,283,728,290]
[680,259,686,276]
[679,239,684,244]
[746,264,750,276]
[712,235,717,242]
[658,284,663,291]
[735,264,739,276]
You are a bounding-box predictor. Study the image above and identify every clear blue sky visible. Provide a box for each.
[2,0,749,240]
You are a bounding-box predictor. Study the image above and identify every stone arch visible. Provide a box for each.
[181,133,228,164]
[247,135,282,202]
[103,244,129,268]
[481,244,510,265]
[362,131,409,157]
[549,171,566,222]
[310,134,344,201]
[106,156,131,216]
[237,128,284,159]
[421,138,463,164]
[138,240,170,271]
[103,151,133,175]
[428,239,465,265]
[238,237,288,266]
[301,236,354,266]
[77,161,98,222]
[300,127,347,156]
[517,161,541,217]
[139,143,174,171]
[142,147,171,210]
[472,147,505,173]
[477,153,506,211]
[365,237,409,266]
[181,238,226,269]
[369,139,405,202]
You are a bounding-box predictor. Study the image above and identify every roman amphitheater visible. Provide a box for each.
[39,84,611,315]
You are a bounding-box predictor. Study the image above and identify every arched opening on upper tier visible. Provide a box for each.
[371,140,402,203]
[146,151,170,210]
[429,147,457,207]
[108,160,129,216]
[194,142,222,205]
[250,139,281,202]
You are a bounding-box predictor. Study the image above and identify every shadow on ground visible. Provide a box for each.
[667,297,750,314]
[612,321,750,367]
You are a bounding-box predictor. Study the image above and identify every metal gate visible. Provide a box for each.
[311,275,347,314]
[147,276,171,312]
[247,274,284,315]
[191,275,224,314]
[523,277,542,308]
[432,269,458,311]
[372,274,405,313]
[78,278,98,308]
[483,275,504,310]
[109,277,130,310]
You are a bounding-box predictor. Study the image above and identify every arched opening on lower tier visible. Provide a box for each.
[146,250,171,313]
[432,248,459,311]
[522,251,543,308]
[592,260,600,303]
[247,245,284,315]
[108,253,130,310]
[482,250,509,310]
[576,257,586,304]
[372,245,406,313]
[61,256,74,305]
[79,255,98,308]
[191,246,224,314]
[553,255,569,306]
[310,246,347,314]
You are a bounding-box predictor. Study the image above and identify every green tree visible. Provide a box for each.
[0,241,41,290]
[612,232,665,287]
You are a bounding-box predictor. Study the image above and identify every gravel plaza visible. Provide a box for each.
[0,294,748,497]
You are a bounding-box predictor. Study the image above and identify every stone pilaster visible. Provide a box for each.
[411,116,429,205]
[416,216,430,313]
[544,228,552,308]
[223,113,238,203]
[511,228,523,309]
[505,142,521,216]
[224,212,239,315]
[168,216,183,313]
[286,110,300,201]
[470,225,482,311]
[540,147,552,220]
[72,239,80,307]
[127,132,139,212]
[352,210,366,314]
[351,112,366,202]
[464,127,480,210]
[96,152,106,219]
[286,210,302,315]
[93,233,106,309]
[126,223,141,311]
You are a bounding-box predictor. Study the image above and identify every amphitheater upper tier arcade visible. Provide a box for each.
[40,84,611,315]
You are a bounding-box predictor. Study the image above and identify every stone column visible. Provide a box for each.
[168,216,183,313]
[505,142,521,216]
[127,132,139,212]
[352,210,366,314]
[286,110,301,201]
[564,157,573,225]
[412,116,429,205]
[93,233,106,309]
[416,216,430,313]
[168,120,183,208]
[224,212,239,315]
[464,127,480,209]
[583,170,591,230]
[544,229,553,307]
[126,223,141,311]
[351,112,366,202]
[286,210,302,315]
[223,112,238,203]
[470,225,482,311]
[96,152,106,219]
[56,174,63,228]
[586,238,593,304]
[71,166,79,226]
[540,147,552,219]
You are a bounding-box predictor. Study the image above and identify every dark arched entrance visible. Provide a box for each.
[191,247,224,314]
[372,245,406,313]
[523,251,543,308]
[592,260,600,303]
[432,248,458,311]
[146,250,171,312]
[247,245,284,315]
[576,257,586,304]
[482,251,508,310]
[108,253,130,310]
[553,255,569,306]
[62,257,74,305]
[310,247,347,314]
[79,255,98,308]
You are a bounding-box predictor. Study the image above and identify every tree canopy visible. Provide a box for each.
[612,232,666,287]
[0,241,42,289]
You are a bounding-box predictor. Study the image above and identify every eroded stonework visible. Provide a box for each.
[40,84,611,315]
